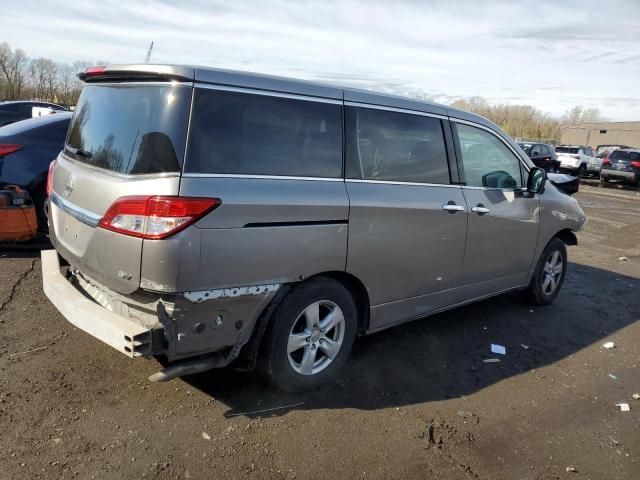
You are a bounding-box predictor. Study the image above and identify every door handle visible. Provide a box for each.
[442,202,465,213]
[471,204,490,215]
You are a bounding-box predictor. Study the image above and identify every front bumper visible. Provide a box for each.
[41,249,154,357]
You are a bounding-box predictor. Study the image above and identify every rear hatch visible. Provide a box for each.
[49,79,193,294]
[555,146,580,165]
[604,149,640,172]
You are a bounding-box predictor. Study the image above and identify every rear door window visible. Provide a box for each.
[345,106,450,184]
[185,89,342,178]
[455,123,522,189]
[66,84,191,174]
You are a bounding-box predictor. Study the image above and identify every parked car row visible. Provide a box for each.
[517,142,640,185]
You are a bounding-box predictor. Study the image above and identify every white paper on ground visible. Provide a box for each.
[491,344,506,355]
[616,403,630,412]
[602,341,615,349]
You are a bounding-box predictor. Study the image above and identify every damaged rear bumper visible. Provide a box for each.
[41,249,154,357]
[41,249,279,364]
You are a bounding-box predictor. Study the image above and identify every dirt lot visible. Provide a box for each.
[1,182,639,480]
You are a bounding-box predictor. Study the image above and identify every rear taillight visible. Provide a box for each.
[630,161,640,168]
[0,144,23,158]
[46,160,56,196]
[98,196,221,239]
[602,158,611,166]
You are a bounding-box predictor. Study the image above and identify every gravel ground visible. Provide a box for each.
[1,182,639,480]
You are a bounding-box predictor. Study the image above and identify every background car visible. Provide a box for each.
[596,144,630,158]
[555,145,601,178]
[600,148,640,186]
[0,112,72,228]
[517,142,560,172]
[0,100,70,127]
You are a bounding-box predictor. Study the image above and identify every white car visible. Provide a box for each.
[555,145,601,177]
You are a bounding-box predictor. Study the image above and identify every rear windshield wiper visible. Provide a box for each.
[66,145,93,159]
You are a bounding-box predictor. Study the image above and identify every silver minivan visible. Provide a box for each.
[42,64,586,391]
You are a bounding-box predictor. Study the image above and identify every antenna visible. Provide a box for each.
[145,41,154,63]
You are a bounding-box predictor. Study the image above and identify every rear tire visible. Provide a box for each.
[578,164,587,178]
[526,238,567,306]
[263,277,357,392]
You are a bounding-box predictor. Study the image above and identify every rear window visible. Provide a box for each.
[65,84,191,174]
[555,147,580,154]
[185,89,342,177]
[610,150,640,161]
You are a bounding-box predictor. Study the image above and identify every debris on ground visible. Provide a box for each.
[8,346,48,357]
[520,344,529,350]
[632,393,640,400]
[616,403,630,412]
[202,432,211,440]
[608,373,618,381]
[227,402,305,417]
[618,256,630,262]
[566,466,578,473]
[602,341,615,349]
[483,358,501,363]
[490,344,506,355]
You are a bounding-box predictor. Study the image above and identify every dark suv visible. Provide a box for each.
[600,148,640,185]
[0,101,69,127]
[517,142,559,172]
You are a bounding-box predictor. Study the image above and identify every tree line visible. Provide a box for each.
[1,41,606,143]
[449,97,607,144]
[0,42,103,107]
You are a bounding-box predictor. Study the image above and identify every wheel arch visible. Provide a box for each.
[554,228,578,246]
[235,270,371,371]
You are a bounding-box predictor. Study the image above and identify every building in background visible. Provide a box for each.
[561,122,640,148]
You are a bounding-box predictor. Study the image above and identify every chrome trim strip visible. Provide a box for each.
[181,173,343,182]
[194,82,342,104]
[58,152,181,180]
[50,192,102,227]
[344,101,447,120]
[346,178,460,188]
[461,185,519,192]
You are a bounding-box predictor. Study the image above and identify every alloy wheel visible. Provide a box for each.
[542,250,563,295]
[287,300,345,375]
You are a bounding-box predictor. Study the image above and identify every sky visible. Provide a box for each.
[2,0,639,120]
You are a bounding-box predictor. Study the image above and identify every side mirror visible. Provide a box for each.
[527,167,547,194]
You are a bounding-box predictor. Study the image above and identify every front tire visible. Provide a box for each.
[526,238,567,305]
[263,277,357,392]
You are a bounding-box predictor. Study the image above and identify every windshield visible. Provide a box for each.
[555,147,579,154]
[65,84,191,174]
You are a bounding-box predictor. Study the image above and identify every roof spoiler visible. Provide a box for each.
[78,64,195,83]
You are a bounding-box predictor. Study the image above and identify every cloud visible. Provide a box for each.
[3,0,640,120]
